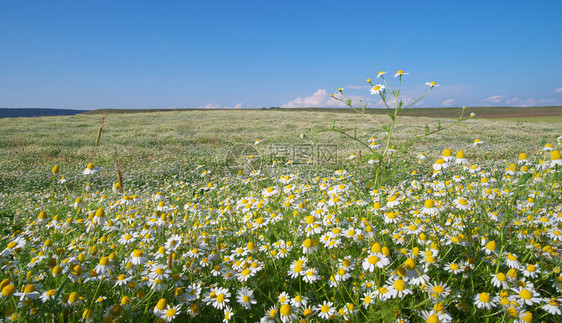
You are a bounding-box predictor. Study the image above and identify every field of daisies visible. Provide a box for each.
[1,114,562,322]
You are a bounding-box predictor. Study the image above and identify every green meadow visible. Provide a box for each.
[0,108,561,322]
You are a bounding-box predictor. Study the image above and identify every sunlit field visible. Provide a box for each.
[0,110,561,322]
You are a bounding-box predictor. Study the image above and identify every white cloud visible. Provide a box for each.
[233,103,244,109]
[484,95,507,104]
[442,98,455,106]
[282,89,350,108]
[521,98,554,107]
[196,103,225,109]
[483,95,519,105]
[555,87,562,93]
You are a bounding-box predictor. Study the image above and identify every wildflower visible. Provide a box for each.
[236,287,256,310]
[223,305,234,322]
[37,211,48,224]
[473,139,483,147]
[73,198,83,208]
[39,289,57,302]
[279,303,296,323]
[474,292,497,310]
[288,257,307,278]
[455,151,468,164]
[425,81,439,88]
[153,298,167,318]
[394,70,408,78]
[14,284,40,301]
[482,240,497,256]
[303,267,319,283]
[262,306,278,322]
[542,298,562,315]
[361,291,376,308]
[315,301,336,320]
[82,308,94,322]
[444,262,463,274]
[67,291,82,306]
[131,249,146,265]
[211,287,230,309]
[453,197,472,210]
[550,150,562,167]
[432,159,448,171]
[290,294,308,308]
[161,304,181,322]
[504,253,521,269]
[512,286,542,306]
[149,264,171,281]
[236,268,255,282]
[95,257,112,275]
[370,84,385,95]
[92,208,106,225]
[83,163,100,175]
[377,71,387,78]
[362,253,390,272]
[424,281,451,300]
[114,274,132,287]
[387,278,413,299]
[118,233,135,245]
[421,199,440,215]
[420,306,453,323]
[522,263,540,278]
[1,284,16,298]
[505,163,517,175]
[442,149,454,162]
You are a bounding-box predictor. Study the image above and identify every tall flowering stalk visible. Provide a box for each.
[319,69,473,188]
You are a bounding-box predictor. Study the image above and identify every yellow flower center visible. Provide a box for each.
[519,289,532,300]
[404,258,416,270]
[69,292,79,303]
[24,284,35,293]
[497,272,506,281]
[427,314,440,323]
[424,200,434,208]
[166,308,176,317]
[280,304,292,316]
[394,279,406,291]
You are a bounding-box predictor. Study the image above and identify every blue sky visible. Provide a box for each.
[1,1,561,109]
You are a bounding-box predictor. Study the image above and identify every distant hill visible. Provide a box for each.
[83,106,562,119]
[0,108,88,118]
